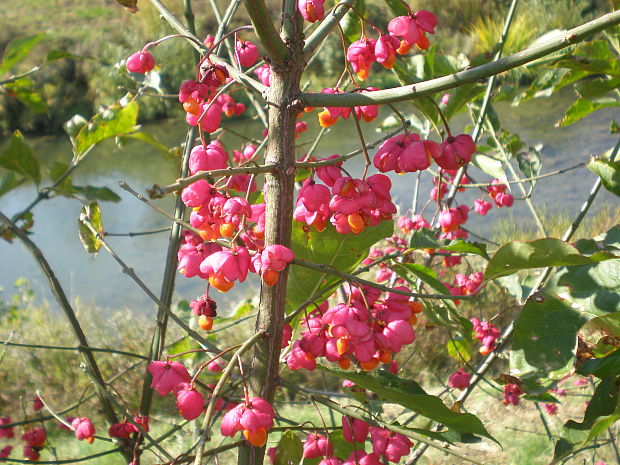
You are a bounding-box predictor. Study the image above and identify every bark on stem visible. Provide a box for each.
[237,4,304,465]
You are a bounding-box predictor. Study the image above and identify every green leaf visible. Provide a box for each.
[573,225,620,255]
[552,377,620,464]
[383,0,408,17]
[552,41,620,77]
[0,130,40,184]
[46,49,87,62]
[74,102,139,158]
[320,366,497,442]
[588,158,620,196]
[0,172,26,198]
[0,34,45,75]
[72,186,121,202]
[4,78,46,113]
[48,162,121,202]
[287,221,393,312]
[471,153,509,187]
[391,61,440,126]
[274,430,303,465]
[443,83,485,121]
[611,120,619,134]
[393,262,451,295]
[496,130,525,156]
[78,202,103,254]
[522,392,559,404]
[557,97,620,127]
[119,131,170,154]
[511,293,589,385]
[517,68,587,103]
[340,0,365,43]
[484,238,618,280]
[218,299,255,323]
[409,228,489,259]
[167,336,196,361]
[578,348,620,379]
[510,234,620,385]
[575,77,620,99]
[447,336,472,363]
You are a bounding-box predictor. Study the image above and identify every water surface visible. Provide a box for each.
[0,91,617,314]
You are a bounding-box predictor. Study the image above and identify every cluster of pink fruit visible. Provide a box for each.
[295,174,397,235]
[374,132,476,174]
[148,359,275,447]
[299,0,436,75]
[0,411,119,461]
[266,416,414,464]
[285,284,422,372]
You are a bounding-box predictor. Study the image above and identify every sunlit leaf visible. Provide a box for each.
[471,153,509,187]
[557,97,620,127]
[74,101,139,158]
[4,78,46,113]
[119,131,169,154]
[0,34,45,75]
[77,201,103,254]
[484,237,618,280]
[551,377,620,464]
[588,158,620,197]
[510,227,620,386]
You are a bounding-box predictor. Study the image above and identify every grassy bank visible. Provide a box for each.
[0,0,608,136]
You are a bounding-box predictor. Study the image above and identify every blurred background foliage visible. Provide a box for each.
[0,0,610,136]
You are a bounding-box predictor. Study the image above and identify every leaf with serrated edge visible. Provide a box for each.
[485,238,618,280]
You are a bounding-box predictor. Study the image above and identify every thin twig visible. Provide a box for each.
[0,210,129,459]
[193,331,266,465]
[292,258,476,301]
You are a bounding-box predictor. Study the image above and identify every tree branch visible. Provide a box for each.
[303,0,355,59]
[243,0,288,62]
[147,0,268,95]
[301,10,620,107]
[0,210,130,460]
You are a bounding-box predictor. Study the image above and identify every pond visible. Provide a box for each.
[0,90,617,314]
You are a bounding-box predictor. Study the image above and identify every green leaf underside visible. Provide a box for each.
[0,130,40,184]
[287,220,393,313]
[274,430,303,465]
[320,366,497,442]
[588,158,620,196]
